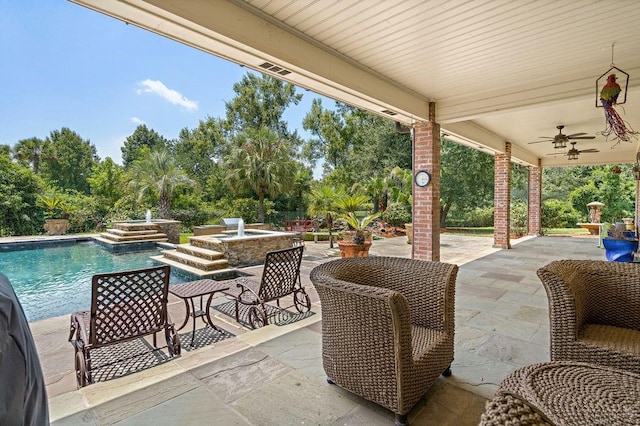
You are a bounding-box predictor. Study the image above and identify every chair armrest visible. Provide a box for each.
[70,312,90,347]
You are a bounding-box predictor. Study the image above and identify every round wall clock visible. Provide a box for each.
[414,170,431,187]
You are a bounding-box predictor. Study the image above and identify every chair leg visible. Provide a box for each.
[394,413,408,426]
[326,377,335,385]
[234,300,240,322]
[442,365,452,377]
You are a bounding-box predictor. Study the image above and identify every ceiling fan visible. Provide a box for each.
[547,141,599,160]
[528,125,595,149]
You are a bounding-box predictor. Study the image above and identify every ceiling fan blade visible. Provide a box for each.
[579,149,599,153]
[569,136,595,140]
[566,132,587,137]
[546,152,566,156]
[528,140,554,144]
[537,136,554,139]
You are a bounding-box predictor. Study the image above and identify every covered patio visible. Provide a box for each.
[41,234,605,424]
[69,0,640,258]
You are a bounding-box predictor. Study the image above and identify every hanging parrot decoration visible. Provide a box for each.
[599,73,638,143]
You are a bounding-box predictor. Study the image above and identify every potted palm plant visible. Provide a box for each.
[337,212,381,258]
[39,193,71,236]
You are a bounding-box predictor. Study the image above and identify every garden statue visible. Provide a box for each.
[587,201,604,223]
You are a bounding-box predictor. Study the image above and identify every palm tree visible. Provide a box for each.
[224,127,296,223]
[308,185,345,248]
[12,137,46,174]
[128,148,195,219]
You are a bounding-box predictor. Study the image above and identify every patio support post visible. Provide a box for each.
[527,159,542,235]
[412,102,441,261]
[493,141,511,249]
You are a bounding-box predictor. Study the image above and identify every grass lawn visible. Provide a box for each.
[180,232,193,244]
[544,228,591,235]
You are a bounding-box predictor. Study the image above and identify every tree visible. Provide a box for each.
[128,148,196,219]
[0,153,43,236]
[121,124,168,168]
[12,137,46,174]
[225,72,302,137]
[224,127,297,223]
[172,116,226,191]
[307,184,345,248]
[440,139,494,226]
[87,157,126,207]
[40,128,98,194]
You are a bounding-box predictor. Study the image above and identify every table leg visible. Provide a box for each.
[205,292,224,332]
[188,297,199,346]
[175,299,190,331]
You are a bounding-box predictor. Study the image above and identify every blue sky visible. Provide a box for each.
[1,1,331,164]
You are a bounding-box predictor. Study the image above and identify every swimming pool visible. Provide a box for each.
[0,241,186,322]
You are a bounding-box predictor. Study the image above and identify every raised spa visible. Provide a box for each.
[188,229,297,266]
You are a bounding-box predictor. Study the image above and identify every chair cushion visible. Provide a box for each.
[580,323,640,354]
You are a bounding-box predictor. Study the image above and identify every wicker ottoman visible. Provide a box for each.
[480,361,640,425]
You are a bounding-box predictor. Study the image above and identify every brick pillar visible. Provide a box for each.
[412,102,441,261]
[493,141,511,249]
[527,159,542,235]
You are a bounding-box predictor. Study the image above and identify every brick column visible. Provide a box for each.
[412,102,441,261]
[527,159,542,235]
[493,141,511,249]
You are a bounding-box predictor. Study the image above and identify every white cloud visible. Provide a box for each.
[131,116,145,125]
[136,79,198,111]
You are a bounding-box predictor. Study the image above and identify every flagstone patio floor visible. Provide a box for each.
[21,233,605,425]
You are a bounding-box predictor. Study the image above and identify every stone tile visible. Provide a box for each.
[455,296,522,318]
[232,371,359,425]
[474,334,549,367]
[255,327,324,379]
[174,336,249,372]
[456,283,507,300]
[89,372,202,424]
[114,386,250,426]
[447,352,517,399]
[466,311,540,341]
[514,305,548,326]
[498,290,549,309]
[411,381,489,426]
[49,389,88,423]
[51,409,100,425]
[193,348,293,403]
[481,271,525,282]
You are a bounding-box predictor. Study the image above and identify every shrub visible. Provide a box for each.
[542,199,582,229]
[510,200,527,237]
[383,203,412,227]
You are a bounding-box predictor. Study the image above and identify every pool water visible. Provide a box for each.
[0,241,186,322]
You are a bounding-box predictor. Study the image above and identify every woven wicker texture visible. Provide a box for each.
[480,392,554,426]
[309,256,458,418]
[537,260,640,373]
[220,246,309,327]
[486,361,640,426]
[69,265,180,386]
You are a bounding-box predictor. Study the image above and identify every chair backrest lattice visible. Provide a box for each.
[259,246,303,302]
[90,265,170,347]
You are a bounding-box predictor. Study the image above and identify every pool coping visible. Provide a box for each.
[0,234,98,251]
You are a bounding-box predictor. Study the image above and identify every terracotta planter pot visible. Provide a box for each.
[44,219,70,236]
[337,240,372,258]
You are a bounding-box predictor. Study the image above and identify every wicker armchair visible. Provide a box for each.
[68,265,180,387]
[537,260,640,373]
[309,257,458,426]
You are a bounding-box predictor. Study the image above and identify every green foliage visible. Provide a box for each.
[121,124,168,168]
[128,148,196,219]
[510,200,527,237]
[12,137,46,173]
[40,128,98,194]
[225,72,302,138]
[383,202,412,227]
[224,127,298,222]
[341,211,381,244]
[65,191,102,233]
[87,157,125,207]
[541,199,581,229]
[440,139,494,226]
[335,193,371,214]
[214,197,276,224]
[0,154,43,236]
[37,191,70,219]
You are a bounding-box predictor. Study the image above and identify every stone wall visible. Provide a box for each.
[190,231,295,266]
[155,220,181,244]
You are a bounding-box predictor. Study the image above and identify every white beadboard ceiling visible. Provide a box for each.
[70,0,640,167]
